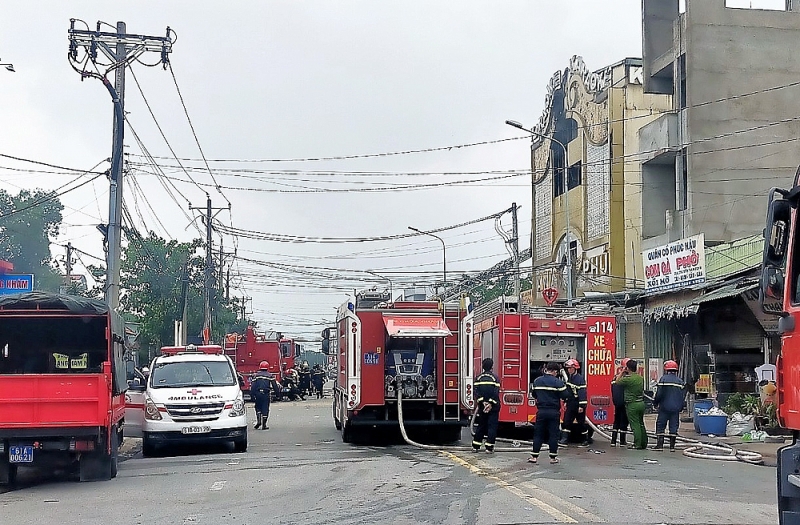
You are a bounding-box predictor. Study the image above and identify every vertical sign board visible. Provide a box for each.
[0,274,33,295]
[586,316,616,424]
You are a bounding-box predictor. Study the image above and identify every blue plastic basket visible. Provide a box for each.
[693,399,715,432]
[697,414,727,436]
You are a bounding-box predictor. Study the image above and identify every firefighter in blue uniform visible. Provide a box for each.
[529,362,570,464]
[472,358,501,453]
[652,359,685,451]
[560,358,590,447]
[251,361,280,430]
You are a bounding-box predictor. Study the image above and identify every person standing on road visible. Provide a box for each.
[614,359,647,449]
[251,361,280,430]
[529,362,570,464]
[472,358,501,454]
[652,360,685,452]
[610,358,630,448]
[559,359,590,447]
[312,364,325,399]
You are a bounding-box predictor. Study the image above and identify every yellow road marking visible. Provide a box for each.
[440,451,581,523]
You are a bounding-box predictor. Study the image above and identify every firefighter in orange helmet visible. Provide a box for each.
[560,358,590,447]
[653,359,685,451]
[251,361,279,430]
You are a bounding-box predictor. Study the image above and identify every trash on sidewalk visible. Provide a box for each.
[697,407,727,416]
[726,412,755,437]
[742,430,768,442]
[644,459,659,464]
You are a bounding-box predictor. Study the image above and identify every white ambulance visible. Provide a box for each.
[125,345,247,456]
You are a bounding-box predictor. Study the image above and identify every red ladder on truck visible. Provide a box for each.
[442,302,461,421]
[501,313,523,395]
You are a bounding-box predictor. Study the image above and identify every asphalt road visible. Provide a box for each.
[0,396,779,525]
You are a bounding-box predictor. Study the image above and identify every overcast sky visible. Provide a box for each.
[0,0,784,345]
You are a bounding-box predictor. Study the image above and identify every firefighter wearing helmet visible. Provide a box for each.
[652,359,685,451]
[560,358,591,447]
[251,361,280,430]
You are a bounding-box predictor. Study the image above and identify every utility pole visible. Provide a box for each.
[511,203,520,298]
[65,242,74,281]
[190,196,228,343]
[68,20,174,309]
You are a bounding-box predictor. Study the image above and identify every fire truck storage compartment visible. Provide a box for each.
[0,316,110,375]
[528,334,584,385]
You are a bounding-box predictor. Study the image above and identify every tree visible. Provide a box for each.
[0,189,65,291]
[120,231,249,361]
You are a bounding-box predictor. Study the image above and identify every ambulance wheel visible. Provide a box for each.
[234,434,248,453]
[142,433,157,458]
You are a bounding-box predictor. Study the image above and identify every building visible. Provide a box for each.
[639,0,800,248]
[523,56,671,307]
[636,0,800,403]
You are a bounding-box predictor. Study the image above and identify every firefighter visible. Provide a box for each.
[251,361,279,430]
[311,364,325,399]
[560,358,590,447]
[472,358,501,453]
[610,358,630,447]
[652,360,685,451]
[529,362,570,464]
[299,363,312,396]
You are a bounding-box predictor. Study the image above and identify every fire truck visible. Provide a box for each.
[329,291,474,443]
[223,327,300,398]
[759,171,800,524]
[472,296,617,434]
[0,292,127,484]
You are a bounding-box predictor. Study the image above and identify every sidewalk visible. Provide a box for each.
[642,413,788,465]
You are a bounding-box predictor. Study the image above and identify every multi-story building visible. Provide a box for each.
[522,56,671,307]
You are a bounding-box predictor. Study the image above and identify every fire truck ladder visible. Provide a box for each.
[502,315,523,388]
[442,302,461,421]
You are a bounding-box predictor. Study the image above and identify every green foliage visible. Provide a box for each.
[457,274,532,307]
[0,189,65,291]
[120,231,249,352]
[722,393,760,416]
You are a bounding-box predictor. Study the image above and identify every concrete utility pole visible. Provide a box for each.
[190,196,229,343]
[511,203,520,298]
[68,20,174,309]
[65,243,74,281]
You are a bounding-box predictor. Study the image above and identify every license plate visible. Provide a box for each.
[9,446,33,463]
[181,426,211,435]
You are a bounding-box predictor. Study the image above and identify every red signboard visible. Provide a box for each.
[542,287,559,306]
[585,316,616,424]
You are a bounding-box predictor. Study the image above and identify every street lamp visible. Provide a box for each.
[408,226,446,292]
[0,59,14,73]
[365,270,393,302]
[505,119,573,307]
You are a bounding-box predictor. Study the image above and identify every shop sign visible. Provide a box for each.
[695,374,713,394]
[642,234,706,293]
[0,274,33,295]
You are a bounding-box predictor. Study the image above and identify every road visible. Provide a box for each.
[0,396,778,525]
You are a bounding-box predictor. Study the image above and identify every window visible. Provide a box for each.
[150,360,236,388]
[568,161,582,190]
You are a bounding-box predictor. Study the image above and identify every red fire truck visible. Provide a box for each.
[473,296,616,434]
[0,292,127,484]
[223,327,301,398]
[760,172,800,524]
[330,291,474,443]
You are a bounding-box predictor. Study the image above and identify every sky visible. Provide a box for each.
[0,0,785,347]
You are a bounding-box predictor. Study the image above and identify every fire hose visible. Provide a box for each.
[396,389,527,452]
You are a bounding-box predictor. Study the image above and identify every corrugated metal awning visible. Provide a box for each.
[642,280,759,324]
[694,280,758,305]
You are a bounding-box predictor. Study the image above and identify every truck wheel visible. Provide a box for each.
[110,425,120,479]
[142,433,157,458]
[341,421,353,443]
[234,433,248,453]
[437,427,462,444]
[0,460,17,486]
[80,432,114,482]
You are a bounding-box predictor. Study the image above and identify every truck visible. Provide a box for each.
[223,327,300,399]
[329,291,474,443]
[0,292,127,484]
[760,172,800,524]
[473,296,617,435]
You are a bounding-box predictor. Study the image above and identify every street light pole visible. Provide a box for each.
[0,59,14,73]
[408,226,446,292]
[365,270,393,302]
[505,120,573,307]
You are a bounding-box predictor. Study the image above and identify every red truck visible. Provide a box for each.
[0,292,127,485]
[223,327,300,398]
[330,292,474,443]
[473,297,616,434]
[760,172,800,524]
